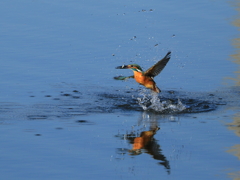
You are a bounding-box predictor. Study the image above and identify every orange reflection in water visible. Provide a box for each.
[132,127,160,151]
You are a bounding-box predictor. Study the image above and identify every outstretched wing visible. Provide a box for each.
[144,51,171,78]
[114,75,134,80]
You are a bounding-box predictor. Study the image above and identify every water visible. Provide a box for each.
[0,0,240,179]
[137,89,188,112]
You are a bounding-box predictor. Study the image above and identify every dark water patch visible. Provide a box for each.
[99,93,141,111]
[27,115,48,120]
[76,120,95,125]
[72,90,82,95]
[68,112,87,116]
[77,120,87,123]
[0,103,23,111]
[97,90,225,114]
[0,89,230,121]
[61,93,71,97]
[29,88,225,115]
[59,91,82,100]
[53,98,60,100]
[0,103,25,121]
[179,98,217,113]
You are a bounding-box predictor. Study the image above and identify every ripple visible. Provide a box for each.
[0,89,226,121]
[27,115,48,120]
[98,90,222,114]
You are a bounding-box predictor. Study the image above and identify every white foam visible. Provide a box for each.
[136,89,187,112]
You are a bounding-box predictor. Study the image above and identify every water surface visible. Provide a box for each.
[0,0,240,179]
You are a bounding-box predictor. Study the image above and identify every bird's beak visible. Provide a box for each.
[115,65,129,69]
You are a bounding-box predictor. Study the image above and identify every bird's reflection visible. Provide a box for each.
[129,126,160,154]
[115,112,171,174]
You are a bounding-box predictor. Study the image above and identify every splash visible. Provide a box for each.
[137,89,188,113]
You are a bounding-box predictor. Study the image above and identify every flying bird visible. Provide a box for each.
[114,51,171,93]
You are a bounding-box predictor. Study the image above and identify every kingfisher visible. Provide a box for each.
[114,51,171,93]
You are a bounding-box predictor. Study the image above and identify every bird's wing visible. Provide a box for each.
[144,51,171,78]
[114,75,134,80]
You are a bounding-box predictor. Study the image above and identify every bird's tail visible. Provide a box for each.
[153,85,161,93]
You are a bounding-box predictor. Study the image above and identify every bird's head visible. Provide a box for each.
[116,64,143,72]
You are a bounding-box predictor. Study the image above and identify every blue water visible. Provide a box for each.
[0,0,240,179]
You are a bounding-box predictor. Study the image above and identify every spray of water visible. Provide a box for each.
[136,89,187,113]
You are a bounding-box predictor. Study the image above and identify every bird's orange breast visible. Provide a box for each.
[133,71,155,87]
[133,71,145,84]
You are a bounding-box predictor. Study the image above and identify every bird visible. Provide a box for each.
[114,51,171,93]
